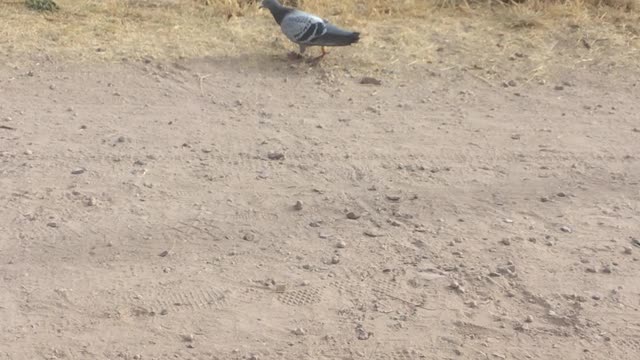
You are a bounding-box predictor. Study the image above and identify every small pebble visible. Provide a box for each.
[346,211,360,220]
[592,294,601,300]
[86,197,97,207]
[560,226,572,233]
[46,222,58,228]
[243,233,255,242]
[182,334,195,342]
[500,238,511,246]
[330,256,340,264]
[293,200,303,211]
[525,315,534,323]
[504,218,514,224]
[336,241,346,249]
[292,327,306,336]
[267,151,284,160]
[623,246,632,254]
[71,168,86,175]
[386,194,401,202]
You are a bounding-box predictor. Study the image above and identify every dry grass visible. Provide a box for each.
[0,0,638,76]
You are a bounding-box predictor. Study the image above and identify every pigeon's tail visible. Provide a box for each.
[313,25,360,47]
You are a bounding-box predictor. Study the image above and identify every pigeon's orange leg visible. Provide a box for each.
[311,46,328,62]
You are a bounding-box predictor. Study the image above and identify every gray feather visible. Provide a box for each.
[262,0,359,49]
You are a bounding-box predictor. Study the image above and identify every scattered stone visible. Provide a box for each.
[554,85,564,91]
[525,315,534,323]
[601,264,612,274]
[386,194,401,202]
[500,238,511,246]
[360,76,382,86]
[293,200,304,211]
[336,241,346,249]
[466,300,478,308]
[363,230,383,237]
[557,192,567,197]
[592,294,601,300]
[449,281,465,293]
[158,250,169,257]
[504,218,514,224]
[71,167,86,175]
[585,266,597,273]
[267,151,284,160]
[46,222,58,228]
[243,233,255,242]
[355,324,372,340]
[623,246,632,254]
[346,211,360,220]
[292,327,306,336]
[560,226,572,233]
[182,334,195,342]
[528,237,537,243]
[319,233,330,239]
[540,196,550,202]
[330,256,340,265]
[86,197,98,207]
[160,309,168,315]
[631,238,640,247]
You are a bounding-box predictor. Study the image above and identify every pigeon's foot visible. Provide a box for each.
[306,47,328,64]
[287,51,304,61]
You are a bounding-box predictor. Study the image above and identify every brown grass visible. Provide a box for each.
[0,0,638,75]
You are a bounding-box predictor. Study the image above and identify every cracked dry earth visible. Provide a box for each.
[0,57,639,360]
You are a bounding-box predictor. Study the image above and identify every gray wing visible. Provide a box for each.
[280,10,328,44]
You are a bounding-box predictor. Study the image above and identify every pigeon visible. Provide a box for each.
[260,0,360,58]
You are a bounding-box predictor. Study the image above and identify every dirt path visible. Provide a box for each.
[1,54,639,359]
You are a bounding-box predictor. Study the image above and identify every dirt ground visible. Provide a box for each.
[1,7,640,360]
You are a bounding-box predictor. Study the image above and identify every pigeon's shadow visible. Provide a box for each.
[194,51,328,74]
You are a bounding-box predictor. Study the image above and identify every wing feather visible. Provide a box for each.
[280,11,328,44]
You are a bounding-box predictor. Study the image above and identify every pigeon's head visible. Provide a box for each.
[259,0,281,10]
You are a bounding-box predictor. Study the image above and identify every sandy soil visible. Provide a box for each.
[1,37,640,359]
